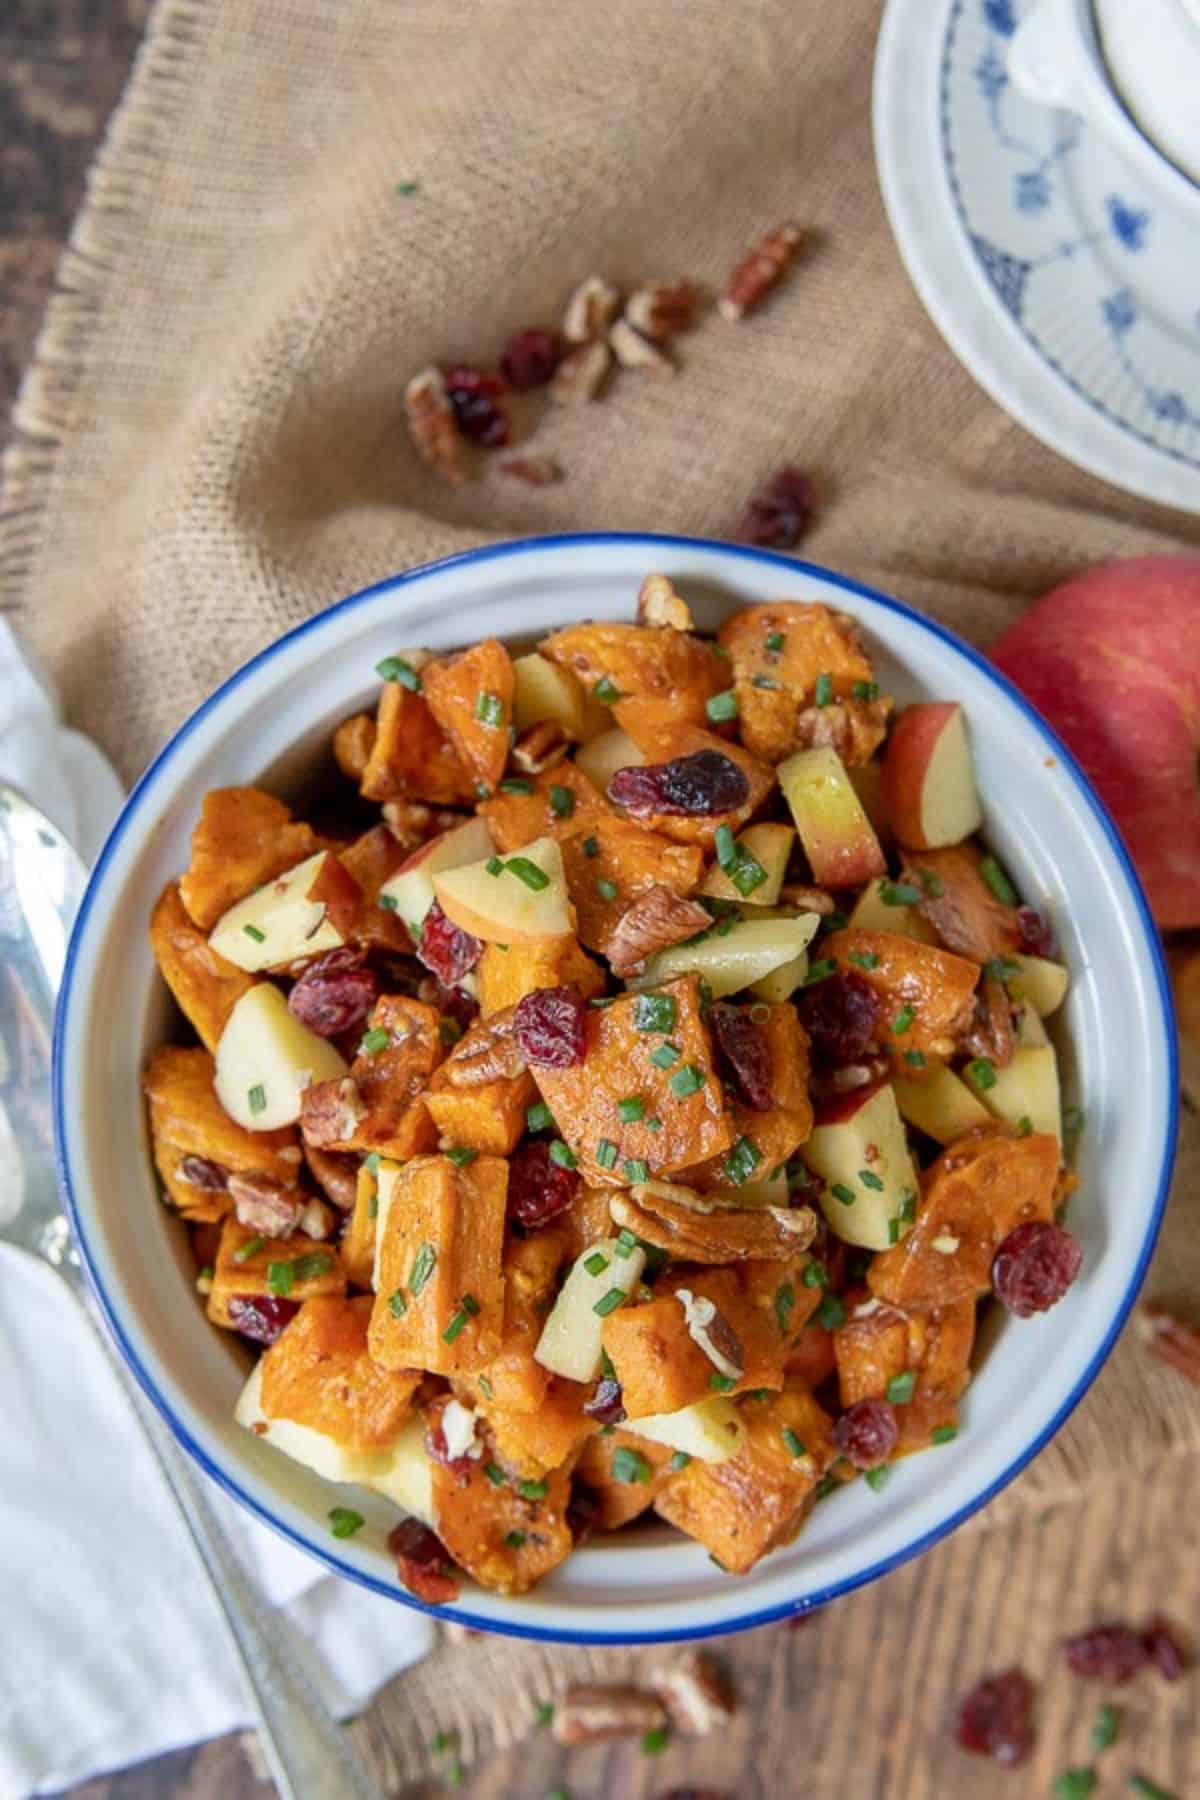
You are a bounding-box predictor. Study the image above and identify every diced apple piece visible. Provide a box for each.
[749,946,809,1003]
[1006,953,1069,1016]
[778,747,886,889]
[803,1081,920,1251]
[534,1237,647,1383]
[433,836,572,945]
[378,816,494,938]
[370,1157,403,1291]
[700,823,796,907]
[214,983,348,1129]
[366,1414,436,1523]
[209,851,347,972]
[882,702,984,850]
[512,652,592,739]
[628,915,820,999]
[893,1064,992,1145]
[848,876,939,942]
[967,1010,1061,1143]
[625,1396,746,1465]
[235,1362,380,1486]
[575,726,645,792]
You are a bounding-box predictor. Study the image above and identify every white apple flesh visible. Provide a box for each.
[625,1396,746,1464]
[700,822,796,907]
[378,816,494,939]
[214,982,348,1129]
[535,1238,647,1383]
[803,1080,921,1251]
[433,835,573,944]
[209,851,345,972]
[778,746,887,889]
[882,702,984,850]
[627,913,820,998]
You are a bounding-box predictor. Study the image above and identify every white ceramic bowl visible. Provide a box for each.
[54,534,1176,1644]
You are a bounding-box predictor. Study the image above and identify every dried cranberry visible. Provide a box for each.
[387,1519,461,1604]
[499,327,561,389]
[227,1294,300,1346]
[583,1377,627,1426]
[417,902,483,987]
[506,1138,580,1228]
[178,1155,229,1191]
[1017,906,1055,959]
[566,1485,599,1546]
[955,1668,1035,1765]
[514,985,588,1069]
[288,948,379,1038]
[424,1419,476,1479]
[608,749,750,818]
[1143,1616,1188,1681]
[832,1398,897,1469]
[444,365,509,447]
[710,1002,773,1111]
[796,970,881,1067]
[736,467,816,550]
[992,1222,1082,1317]
[1063,1624,1149,1683]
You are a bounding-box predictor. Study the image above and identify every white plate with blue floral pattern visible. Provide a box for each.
[874,0,1200,512]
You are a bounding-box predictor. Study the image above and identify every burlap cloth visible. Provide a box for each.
[4,0,1200,1791]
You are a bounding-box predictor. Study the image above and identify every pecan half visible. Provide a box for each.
[960,976,1017,1069]
[649,1650,737,1737]
[719,221,806,321]
[440,1007,526,1087]
[636,573,694,632]
[675,1288,744,1381]
[606,885,712,977]
[303,1143,360,1211]
[790,696,891,766]
[404,367,467,485]
[499,455,563,486]
[297,1196,338,1241]
[562,274,621,343]
[551,340,611,405]
[609,317,674,376]
[625,281,702,342]
[512,719,570,774]
[1138,1303,1200,1385]
[612,1183,817,1263]
[299,1075,366,1149]
[552,1683,667,1746]
[227,1171,303,1238]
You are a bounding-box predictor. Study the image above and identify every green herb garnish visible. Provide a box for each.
[474,691,504,727]
[611,1446,652,1483]
[979,854,1018,905]
[376,655,421,689]
[706,689,738,723]
[409,1240,437,1298]
[506,856,550,891]
[328,1507,365,1538]
[886,1370,917,1404]
[635,993,677,1033]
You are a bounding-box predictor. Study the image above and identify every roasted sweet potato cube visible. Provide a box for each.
[178,787,319,930]
[561,814,704,957]
[338,824,413,954]
[653,1382,834,1573]
[480,762,607,853]
[476,934,607,1016]
[360,680,476,807]
[833,1295,910,1406]
[340,1163,379,1290]
[368,1154,506,1374]
[575,1427,676,1529]
[207,1217,345,1328]
[456,1227,573,1414]
[532,976,735,1185]
[868,1126,1059,1310]
[300,995,442,1158]
[900,844,1023,964]
[259,1295,420,1449]
[540,621,723,729]
[144,1044,301,1218]
[150,882,255,1052]
[426,1066,537,1155]
[821,927,980,1071]
[602,1268,785,1418]
[334,712,376,783]
[684,1003,813,1190]
[738,1251,825,1351]
[784,1321,837,1387]
[475,1379,596,1479]
[717,601,887,766]
[429,1404,575,1596]
[558,1186,623,1263]
[606,721,774,850]
[834,1293,975,1452]
[421,638,515,793]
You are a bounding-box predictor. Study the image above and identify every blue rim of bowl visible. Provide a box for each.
[53,531,1178,1644]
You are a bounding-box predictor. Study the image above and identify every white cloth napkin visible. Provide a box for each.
[0,622,434,1798]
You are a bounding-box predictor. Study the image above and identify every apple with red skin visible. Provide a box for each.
[882,702,983,850]
[991,557,1200,928]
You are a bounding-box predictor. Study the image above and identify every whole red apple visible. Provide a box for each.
[990,556,1200,928]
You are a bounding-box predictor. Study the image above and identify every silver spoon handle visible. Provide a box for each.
[80,1297,388,1800]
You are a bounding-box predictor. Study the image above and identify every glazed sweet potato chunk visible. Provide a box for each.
[178,787,319,930]
[602,1267,786,1418]
[426,1064,537,1155]
[654,1382,834,1573]
[259,1295,420,1449]
[531,976,735,1185]
[900,844,1023,964]
[606,721,774,851]
[575,1427,676,1529]
[360,680,476,807]
[558,1185,624,1263]
[333,711,376,783]
[717,601,888,767]
[339,1162,379,1290]
[834,1293,975,1452]
[150,881,255,1052]
[300,994,442,1158]
[739,1251,825,1352]
[821,927,980,1071]
[561,815,704,958]
[868,1126,1059,1310]
[144,1044,300,1218]
[683,1002,813,1190]
[540,620,723,730]
[338,824,415,954]
[476,935,606,1016]
[368,1153,506,1374]
[427,1395,575,1595]
[468,1378,596,1479]
[421,638,515,793]
[207,1216,345,1328]
[480,762,607,852]
[457,1227,573,1414]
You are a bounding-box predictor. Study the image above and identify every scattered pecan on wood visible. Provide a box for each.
[719,221,806,320]
[637,573,694,632]
[551,339,612,405]
[499,455,563,486]
[562,274,621,343]
[609,317,674,376]
[649,1649,737,1737]
[227,1171,303,1238]
[552,1683,668,1746]
[1138,1302,1200,1385]
[606,885,712,977]
[625,280,702,342]
[404,367,467,484]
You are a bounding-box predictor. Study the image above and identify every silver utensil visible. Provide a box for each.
[0,782,388,1800]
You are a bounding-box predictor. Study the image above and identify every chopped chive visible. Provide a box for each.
[1127,1780,1177,1800]
[477,1374,494,1398]
[378,892,399,910]
[813,672,834,707]
[593,675,621,704]
[641,1726,670,1754]
[1052,1774,1098,1800]
[505,856,550,891]
[535,1702,554,1727]
[669,1063,705,1099]
[899,1188,917,1222]
[714,824,736,869]
[364,1151,382,1172]
[852,679,880,701]
[474,691,503,727]
[409,1240,437,1297]
[617,1094,646,1123]
[475,782,492,799]
[485,856,504,876]
[595,1137,618,1171]
[818,1293,845,1330]
[360,1026,391,1055]
[328,1507,365,1538]
[831,1182,856,1207]
[242,922,266,944]
[892,1004,915,1035]
[445,1145,478,1167]
[599,1346,616,1379]
[848,950,879,970]
[593,1287,628,1317]
[376,655,421,689]
[727,846,768,896]
[387,1288,407,1317]
[815,1475,839,1500]
[802,1260,828,1289]
[247,1083,267,1115]
[865,1465,891,1493]
[858,1168,884,1191]
[706,689,739,723]
[709,1373,736,1393]
[519,1478,548,1501]
[442,1304,473,1344]
[915,868,944,897]
[886,1370,917,1404]
[930,1424,958,1445]
[645,1114,663,1131]
[497,776,534,794]
[979,854,1018,905]
[1091,1704,1121,1754]
[903,1049,926,1068]
[880,880,923,907]
[526,1100,555,1133]
[649,1041,682,1068]
[233,1234,264,1263]
[611,1446,652,1483]
[782,1427,807,1458]
[292,1253,332,1281]
[634,993,677,1033]
[1016,1115,1034,1137]
[887,1217,902,1244]
[623,1158,649,1183]
[549,1139,578,1169]
[582,835,599,858]
[266,1260,295,1296]
[967,1057,997,1091]
[548,784,575,818]
[774,1280,796,1332]
[615,1228,639,1258]
[668,1450,692,1471]
[368,1194,379,1218]
[803,957,838,985]
[765,630,786,652]
[584,1251,610,1277]
[504,1530,527,1549]
[595,877,619,901]
[985,954,1021,982]
[724,1135,761,1185]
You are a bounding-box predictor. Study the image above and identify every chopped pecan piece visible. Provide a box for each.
[611,1183,817,1263]
[636,573,694,632]
[719,222,806,320]
[625,281,702,342]
[606,885,712,977]
[303,1143,361,1211]
[562,274,621,343]
[551,339,611,405]
[1138,1302,1200,1385]
[649,1650,736,1737]
[296,1196,338,1241]
[552,1683,667,1746]
[299,1076,366,1149]
[404,367,467,485]
[381,799,466,852]
[675,1287,745,1381]
[499,455,563,486]
[439,1007,526,1088]
[960,976,1017,1069]
[789,696,891,765]
[609,318,674,376]
[512,719,570,774]
[227,1171,303,1238]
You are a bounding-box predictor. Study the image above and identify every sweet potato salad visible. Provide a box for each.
[144,576,1082,1602]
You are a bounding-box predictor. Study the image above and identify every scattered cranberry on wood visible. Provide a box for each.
[955,1667,1036,1766]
